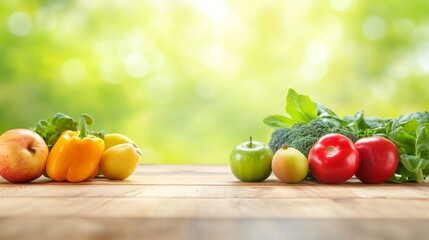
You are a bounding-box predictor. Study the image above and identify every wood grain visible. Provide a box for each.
[1,164,429,240]
[1,183,429,199]
[1,197,429,219]
[1,218,426,240]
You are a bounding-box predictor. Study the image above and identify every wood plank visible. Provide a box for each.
[3,164,428,187]
[0,197,428,219]
[1,164,429,239]
[0,217,427,240]
[4,172,428,187]
[133,164,230,173]
[0,164,231,183]
[2,184,429,199]
[2,164,428,187]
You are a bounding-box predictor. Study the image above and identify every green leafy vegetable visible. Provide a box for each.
[264,88,429,183]
[386,120,429,183]
[350,112,429,183]
[285,89,318,123]
[33,113,78,149]
[32,112,104,150]
[263,115,296,128]
[416,124,429,158]
[393,112,429,125]
[264,89,318,128]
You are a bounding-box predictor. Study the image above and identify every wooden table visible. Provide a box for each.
[1,164,429,240]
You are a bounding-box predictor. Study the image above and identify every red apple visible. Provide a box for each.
[0,129,48,183]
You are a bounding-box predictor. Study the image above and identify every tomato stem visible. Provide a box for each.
[326,146,337,156]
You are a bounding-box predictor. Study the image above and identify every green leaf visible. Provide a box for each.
[263,88,318,128]
[316,103,349,127]
[316,103,338,117]
[32,120,49,138]
[318,115,349,127]
[263,115,296,128]
[285,89,318,123]
[400,118,419,135]
[416,123,429,159]
[89,130,105,139]
[400,154,429,172]
[399,154,429,183]
[32,112,79,150]
[349,110,370,132]
[389,119,418,155]
[390,131,416,155]
[393,111,429,125]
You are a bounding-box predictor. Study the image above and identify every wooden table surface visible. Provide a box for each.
[1,164,429,240]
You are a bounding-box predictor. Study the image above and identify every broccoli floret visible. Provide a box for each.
[268,119,358,157]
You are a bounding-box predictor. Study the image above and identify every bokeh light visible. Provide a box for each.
[1,0,429,164]
[8,11,33,36]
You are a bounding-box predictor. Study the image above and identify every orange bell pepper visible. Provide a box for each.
[46,114,104,183]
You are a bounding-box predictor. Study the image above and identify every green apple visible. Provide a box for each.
[230,137,273,182]
[272,144,308,183]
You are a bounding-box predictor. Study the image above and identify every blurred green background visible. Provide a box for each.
[1,0,428,164]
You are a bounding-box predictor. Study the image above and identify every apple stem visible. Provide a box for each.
[281,144,288,150]
[27,147,37,154]
[249,136,253,148]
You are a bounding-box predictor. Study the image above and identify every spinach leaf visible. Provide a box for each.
[316,103,350,127]
[398,154,429,183]
[387,120,429,183]
[344,110,389,138]
[263,88,318,128]
[416,123,429,159]
[263,115,296,128]
[285,88,318,123]
[393,111,429,125]
[316,103,338,117]
[346,111,371,137]
[389,119,419,155]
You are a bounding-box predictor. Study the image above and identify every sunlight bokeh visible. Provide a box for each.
[1,0,428,163]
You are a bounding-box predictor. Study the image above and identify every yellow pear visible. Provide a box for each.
[99,143,142,180]
[103,133,137,151]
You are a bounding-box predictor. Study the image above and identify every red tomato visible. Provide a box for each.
[354,136,399,184]
[308,133,360,184]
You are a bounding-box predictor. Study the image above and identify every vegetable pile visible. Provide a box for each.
[264,89,429,183]
[0,112,142,184]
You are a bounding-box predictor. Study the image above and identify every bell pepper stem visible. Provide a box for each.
[78,114,94,139]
